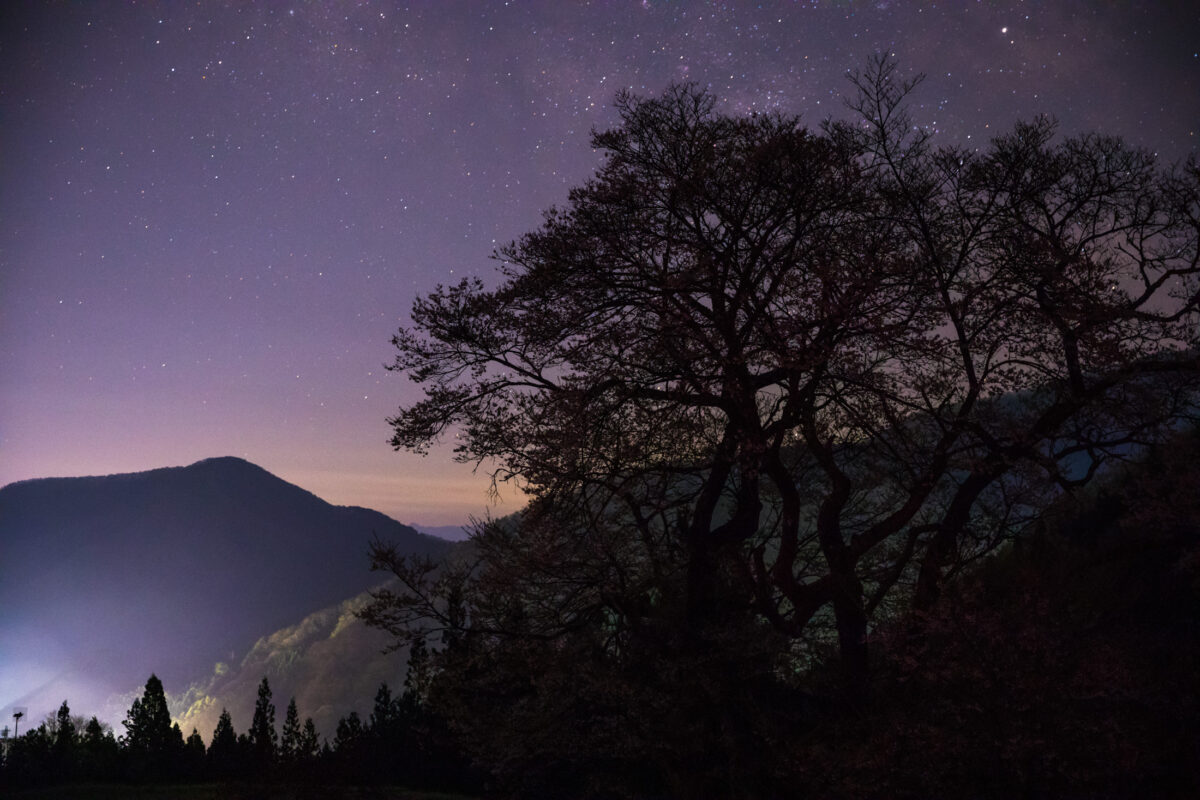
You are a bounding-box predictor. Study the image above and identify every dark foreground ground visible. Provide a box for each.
[7,783,476,800]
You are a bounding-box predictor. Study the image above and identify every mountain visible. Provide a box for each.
[169,586,412,744]
[409,522,473,542]
[0,457,451,730]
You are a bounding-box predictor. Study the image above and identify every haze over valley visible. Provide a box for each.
[0,457,450,735]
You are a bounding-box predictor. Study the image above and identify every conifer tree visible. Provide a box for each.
[122,674,178,780]
[123,675,172,752]
[332,711,367,780]
[53,701,76,747]
[183,727,205,778]
[280,698,301,764]
[401,635,430,713]
[247,676,277,770]
[185,727,205,750]
[80,716,118,781]
[299,718,320,763]
[369,683,400,737]
[207,708,239,778]
[333,711,363,751]
[52,700,77,778]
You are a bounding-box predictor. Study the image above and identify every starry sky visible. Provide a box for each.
[2,1,1197,526]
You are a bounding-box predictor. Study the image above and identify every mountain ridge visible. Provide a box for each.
[0,456,452,730]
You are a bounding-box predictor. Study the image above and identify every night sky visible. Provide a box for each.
[2,1,1197,527]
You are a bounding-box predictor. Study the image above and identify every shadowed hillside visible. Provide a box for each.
[0,457,451,728]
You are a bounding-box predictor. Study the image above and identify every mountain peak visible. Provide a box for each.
[184,455,273,478]
[0,458,451,729]
[189,455,258,468]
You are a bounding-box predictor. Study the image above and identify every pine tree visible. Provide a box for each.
[123,675,173,752]
[53,700,77,747]
[401,635,430,713]
[122,674,178,780]
[279,698,301,765]
[183,727,206,777]
[83,716,107,740]
[52,700,77,778]
[207,708,239,778]
[334,711,363,751]
[299,718,320,763]
[80,716,118,781]
[185,727,205,750]
[247,676,277,771]
[333,711,366,781]
[369,683,399,737]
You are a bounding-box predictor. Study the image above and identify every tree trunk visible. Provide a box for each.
[685,539,718,631]
[912,470,997,612]
[832,572,870,698]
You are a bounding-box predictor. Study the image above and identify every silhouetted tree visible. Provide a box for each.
[52,701,77,744]
[299,718,320,764]
[247,677,277,773]
[236,732,251,772]
[3,723,52,786]
[789,426,1200,798]
[279,697,301,766]
[207,708,240,779]
[50,701,77,778]
[365,683,398,782]
[122,674,181,781]
[401,635,431,713]
[367,59,1200,794]
[398,636,479,792]
[333,711,364,751]
[331,711,367,781]
[80,716,119,781]
[182,727,205,780]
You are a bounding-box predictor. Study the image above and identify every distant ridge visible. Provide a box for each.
[0,457,450,727]
[410,522,473,541]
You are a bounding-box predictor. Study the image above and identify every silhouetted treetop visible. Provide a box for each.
[383,58,1200,687]
[122,675,173,756]
[372,60,1200,794]
[248,677,277,769]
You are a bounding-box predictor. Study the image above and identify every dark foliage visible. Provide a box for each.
[79,716,120,781]
[248,677,278,773]
[52,701,77,780]
[122,675,184,782]
[0,670,473,794]
[365,62,1200,796]
[279,698,302,767]
[206,707,241,780]
[790,427,1200,798]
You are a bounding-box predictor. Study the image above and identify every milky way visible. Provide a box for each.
[2,1,1197,524]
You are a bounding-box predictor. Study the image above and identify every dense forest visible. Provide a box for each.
[0,664,477,796]
[5,63,1199,797]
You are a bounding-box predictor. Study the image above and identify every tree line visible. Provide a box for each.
[0,655,475,792]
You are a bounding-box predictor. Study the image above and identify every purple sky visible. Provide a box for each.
[2,1,1197,526]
